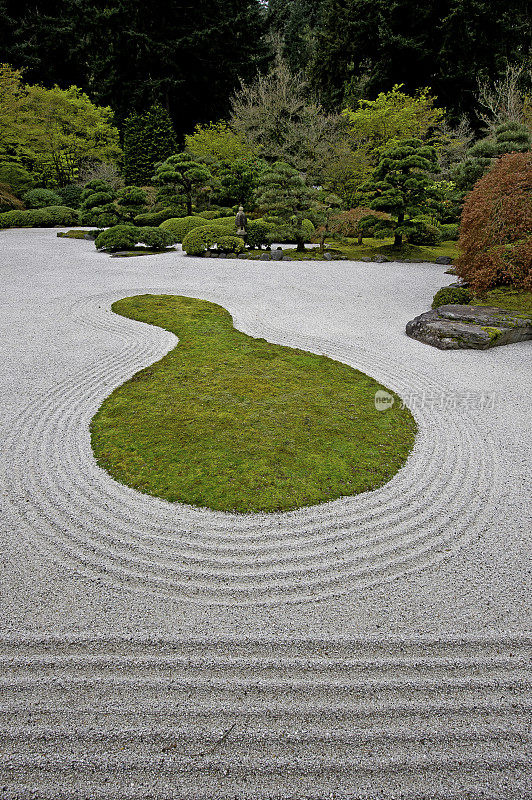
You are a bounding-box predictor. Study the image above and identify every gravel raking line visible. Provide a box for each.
[0,230,530,799]
[1,637,531,799]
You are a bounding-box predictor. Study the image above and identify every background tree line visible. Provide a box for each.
[1,0,530,136]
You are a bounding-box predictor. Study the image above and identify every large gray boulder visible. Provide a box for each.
[406,304,532,350]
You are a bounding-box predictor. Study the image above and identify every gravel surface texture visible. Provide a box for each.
[0,229,530,799]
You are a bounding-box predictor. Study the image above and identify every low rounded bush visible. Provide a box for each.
[182,224,227,255]
[37,205,79,226]
[431,286,472,308]
[197,210,221,219]
[455,152,532,292]
[246,221,270,249]
[136,226,177,249]
[23,188,62,208]
[134,208,179,226]
[439,223,459,241]
[0,205,78,228]
[82,190,114,210]
[95,225,140,252]
[159,215,207,241]
[216,235,245,254]
[408,218,442,245]
[95,225,177,252]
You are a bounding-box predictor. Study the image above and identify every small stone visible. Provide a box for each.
[435,256,453,265]
[323,252,333,260]
[372,255,389,263]
[259,253,271,261]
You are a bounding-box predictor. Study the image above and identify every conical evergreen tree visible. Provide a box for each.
[123,104,177,186]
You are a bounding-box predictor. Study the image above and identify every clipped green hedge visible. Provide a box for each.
[134,208,183,226]
[0,206,79,228]
[216,235,245,255]
[96,225,177,252]
[431,286,472,309]
[159,215,207,241]
[182,224,233,256]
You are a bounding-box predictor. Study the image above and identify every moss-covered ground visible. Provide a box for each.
[90,295,417,513]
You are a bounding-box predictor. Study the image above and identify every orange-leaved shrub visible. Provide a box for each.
[455,152,532,293]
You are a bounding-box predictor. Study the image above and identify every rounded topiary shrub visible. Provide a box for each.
[216,236,245,254]
[35,205,79,226]
[95,225,177,252]
[23,188,63,209]
[159,215,207,241]
[431,286,472,308]
[455,152,532,293]
[95,225,139,252]
[134,208,179,226]
[408,218,442,245]
[246,221,270,249]
[136,227,177,249]
[182,225,226,255]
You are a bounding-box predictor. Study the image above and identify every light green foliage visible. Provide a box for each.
[136,227,177,250]
[181,225,228,255]
[431,286,472,308]
[255,161,318,250]
[90,295,416,512]
[0,65,121,186]
[159,216,208,242]
[22,188,62,208]
[152,152,214,216]
[343,85,444,150]
[230,54,346,184]
[185,122,258,167]
[361,138,441,247]
[0,160,34,196]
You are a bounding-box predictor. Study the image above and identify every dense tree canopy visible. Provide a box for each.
[0,64,120,186]
[1,0,268,136]
[311,0,532,124]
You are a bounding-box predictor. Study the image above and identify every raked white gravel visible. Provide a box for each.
[0,228,530,799]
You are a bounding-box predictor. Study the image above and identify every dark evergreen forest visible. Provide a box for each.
[1,0,530,136]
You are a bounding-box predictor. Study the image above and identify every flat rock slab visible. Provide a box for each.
[406,303,532,349]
